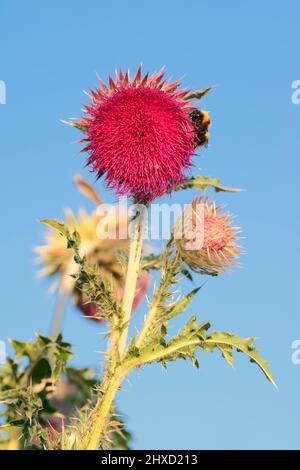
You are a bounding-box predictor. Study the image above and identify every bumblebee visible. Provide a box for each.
[189,109,211,149]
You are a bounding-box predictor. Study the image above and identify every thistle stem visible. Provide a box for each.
[118,216,144,357]
[50,286,69,339]
[84,368,126,450]
[135,301,158,348]
[84,211,145,450]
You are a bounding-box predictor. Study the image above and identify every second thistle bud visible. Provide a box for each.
[174,197,240,275]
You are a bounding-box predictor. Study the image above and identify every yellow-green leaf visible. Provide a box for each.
[184,87,212,101]
[165,287,201,320]
[39,219,69,237]
[182,176,243,193]
[204,332,276,386]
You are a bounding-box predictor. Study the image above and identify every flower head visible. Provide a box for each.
[35,176,150,321]
[72,65,210,202]
[175,197,240,275]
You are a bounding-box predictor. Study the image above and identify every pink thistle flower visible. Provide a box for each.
[175,197,241,275]
[72,65,209,202]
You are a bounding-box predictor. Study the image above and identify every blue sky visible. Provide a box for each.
[1,0,300,449]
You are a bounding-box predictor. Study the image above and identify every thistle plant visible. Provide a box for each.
[35,175,150,334]
[0,65,275,450]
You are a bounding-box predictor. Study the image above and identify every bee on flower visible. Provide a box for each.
[66,65,211,203]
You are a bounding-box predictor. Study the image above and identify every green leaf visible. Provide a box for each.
[0,334,80,449]
[165,287,201,321]
[9,339,27,362]
[203,332,276,386]
[184,87,212,101]
[180,266,194,282]
[141,254,163,271]
[181,315,198,336]
[126,317,211,367]
[135,243,183,348]
[128,319,275,387]
[36,335,53,347]
[39,219,69,237]
[191,356,200,369]
[181,176,243,193]
[127,337,140,358]
[9,419,26,427]
[30,359,52,384]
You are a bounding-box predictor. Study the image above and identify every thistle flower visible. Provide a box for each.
[36,206,127,279]
[71,65,210,203]
[175,197,240,275]
[35,176,150,321]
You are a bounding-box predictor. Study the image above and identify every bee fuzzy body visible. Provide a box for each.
[190,109,211,149]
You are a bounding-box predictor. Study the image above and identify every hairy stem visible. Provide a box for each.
[84,367,126,450]
[136,242,180,348]
[118,217,144,357]
[135,299,159,348]
[84,211,145,450]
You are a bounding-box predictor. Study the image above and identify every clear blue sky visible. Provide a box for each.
[1,0,300,449]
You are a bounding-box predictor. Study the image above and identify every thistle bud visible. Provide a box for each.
[175,197,240,275]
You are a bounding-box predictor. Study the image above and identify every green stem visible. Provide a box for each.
[136,240,179,349]
[84,211,145,450]
[50,286,69,339]
[118,218,144,357]
[135,299,159,348]
[84,367,126,450]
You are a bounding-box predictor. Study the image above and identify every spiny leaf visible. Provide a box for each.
[181,176,243,193]
[219,345,234,367]
[8,334,73,383]
[203,332,276,386]
[180,266,194,282]
[135,243,183,347]
[184,87,212,101]
[191,356,200,369]
[181,315,198,336]
[127,337,140,358]
[164,287,201,321]
[127,317,211,367]
[141,253,163,271]
[39,219,69,237]
[9,339,28,362]
[127,319,275,387]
